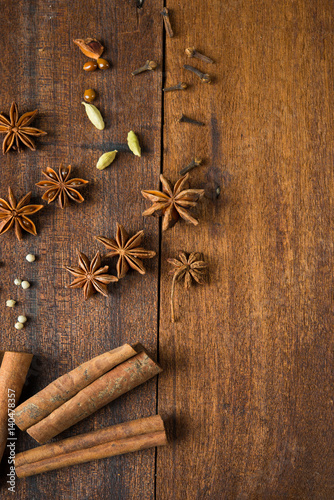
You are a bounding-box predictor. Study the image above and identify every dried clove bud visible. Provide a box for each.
[183,64,211,83]
[177,114,205,126]
[73,38,104,60]
[131,60,157,76]
[161,7,174,38]
[163,82,187,92]
[180,158,203,175]
[185,47,214,64]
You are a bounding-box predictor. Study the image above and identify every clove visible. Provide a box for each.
[183,64,211,83]
[177,114,205,126]
[185,47,214,64]
[163,82,187,92]
[132,60,157,76]
[180,158,203,175]
[161,8,174,38]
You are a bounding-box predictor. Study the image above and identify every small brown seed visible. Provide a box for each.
[84,89,97,102]
[83,60,98,72]
[97,58,110,70]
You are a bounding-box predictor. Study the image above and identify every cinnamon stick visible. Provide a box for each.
[27,350,162,444]
[16,430,167,478]
[0,351,33,463]
[15,343,136,431]
[16,415,164,467]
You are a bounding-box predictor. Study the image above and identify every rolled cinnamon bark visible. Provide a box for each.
[16,415,164,467]
[15,343,136,431]
[0,351,33,463]
[16,430,167,478]
[27,350,162,443]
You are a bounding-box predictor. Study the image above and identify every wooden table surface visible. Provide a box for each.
[0,0,333,498]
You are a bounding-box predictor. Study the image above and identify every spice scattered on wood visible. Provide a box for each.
[0,351,33,462]
[18,315,27,324]
[161,7,174,38]
[97,58,110,70]
[96,150,118,170]
[65,251,118,300]
[127,130,141,156]
[14,278,22,286]
[15,344,137,431]
[142,173,205,231]
[26,253,36,262]
[131,60,157,76]
[185,47,214,64]
[15,415,167,478]
[0,188,43,241]
[168,252,208,322]
[183,64,211,83]
[83,60,98,72]
[36,165,88,209]
[21,281,30,289]
[180,158,203,175]
[26,349,162,443]
[96,223,156,279]
[15,322,24,330]
[73,38,104,59]
[6,299,16,308]
[84,89,97,102]
[163,82,187,92]
[178,114,205,126]
[0,102,47,154]
[82,102,105,130]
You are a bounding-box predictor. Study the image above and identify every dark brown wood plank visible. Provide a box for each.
[157,1,334,499]
[0,0,163,498]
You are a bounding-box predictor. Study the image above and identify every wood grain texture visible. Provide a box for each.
[0,0,333,498]
[157,0,334,499]
[0,0,162,498]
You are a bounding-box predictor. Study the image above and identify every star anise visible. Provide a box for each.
[96,223,156,279]
[0,187,43,241]
[168,251,208,322]
[65,251,118,300]
[36,165,89,209]
[0,102,47,154]
[141,173,204,231]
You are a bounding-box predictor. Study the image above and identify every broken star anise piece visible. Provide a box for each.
[36,165,88,209]
[65,251,118,301]
[0,187,43,241]
[0,102,47,154]
[96,223,156,279]
[168,251,208,322]
[141,173,204,231]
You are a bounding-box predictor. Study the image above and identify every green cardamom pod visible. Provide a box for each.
[127,130,141,157]
[96,151,118,170]
[82,102,105,130]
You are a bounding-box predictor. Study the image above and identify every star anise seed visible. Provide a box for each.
[65,251,118,300]
[0,102,47,154]
[0,187,43,241]
[36,165,89,209]
[168,251,208,322]
[96,223,156,279]
[141,173,204,231]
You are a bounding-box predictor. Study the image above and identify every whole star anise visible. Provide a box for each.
[96,223,156,279]
[168,251,208,322]
[0,102,47,154]
[65,251,118,300]
[0,187,43,241]
[141,173,204,231]
[36,165,88,209]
